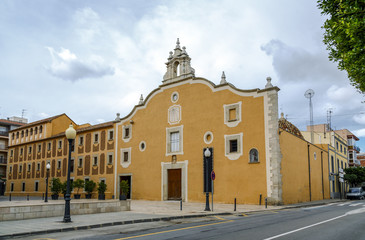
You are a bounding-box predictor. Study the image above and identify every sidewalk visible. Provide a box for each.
[0,199,344,239]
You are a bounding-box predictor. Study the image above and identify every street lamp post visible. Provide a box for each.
[204,148,211,211]
[45,163,51,202]
[64,124,76,223]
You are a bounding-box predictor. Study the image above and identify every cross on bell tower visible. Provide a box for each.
[162,38,195,84]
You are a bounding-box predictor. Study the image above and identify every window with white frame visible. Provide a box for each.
[58,140,62,149]
[108,130,114,140]
[249,149,259,163]
[78,157,83,168]
[122,125,132,141]
[57,159,62,169]
[121,148,131,168]
[107,152,113,165]
[223,102,242,127]
[225,133,243,160]
[94,133,99,143]
[93,155,98,166]
[166,126,183,155]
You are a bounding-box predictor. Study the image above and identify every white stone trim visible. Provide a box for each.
[171,91,179,103]
[168,105,182,125]
[204,131,214,145]
[161,160,188,201]
[223,101,242,127]
[121,147,132,168]
[166,125,184,156]
[139,141,146,152]
[224,133,243,160]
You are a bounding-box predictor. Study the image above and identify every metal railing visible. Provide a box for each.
[0,145,8,150]
[0,131,9,136]
[0,158,7,164]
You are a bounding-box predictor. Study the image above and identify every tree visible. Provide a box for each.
[317,0,365,92]
[344,166,365,187]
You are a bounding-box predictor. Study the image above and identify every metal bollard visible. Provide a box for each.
[259,194,262,205]
[27,195,29,201]
[9,193,11,201]
[234,198,236,211]
[265,198,267,209]
[180,200,182,211]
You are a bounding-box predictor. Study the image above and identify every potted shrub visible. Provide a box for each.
[50,178,62,200]
[85,180,96,199]
[97,181,107,200]
[73,179,84,199]
[119,180,129,200]
[61,180,74,198]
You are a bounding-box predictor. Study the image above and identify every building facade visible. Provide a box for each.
[6,114,116,199]
[5,40,331,205]
[0,117,26,195]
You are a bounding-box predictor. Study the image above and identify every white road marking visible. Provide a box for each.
[349,203,362,207]
[338,202,351,206]
[263,208,365,240]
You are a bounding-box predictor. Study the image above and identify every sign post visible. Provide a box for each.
[211,170,215,211]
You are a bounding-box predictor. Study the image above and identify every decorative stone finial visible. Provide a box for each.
[280,112,284,119]
[168,51,173,59]
[220,71,227,84]
[139,94,144,105]
[175,38,181,49]
[265,77,273,88]
[115,113,121,121]
[182,46,187,55]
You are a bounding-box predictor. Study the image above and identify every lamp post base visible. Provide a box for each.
[204,192,210,211]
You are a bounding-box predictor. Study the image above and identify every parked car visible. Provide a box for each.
[346,187,365,200]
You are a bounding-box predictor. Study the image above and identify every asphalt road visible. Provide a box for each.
[19,200,365,240]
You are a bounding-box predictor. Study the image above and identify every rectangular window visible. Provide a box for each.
[108,154,113,164]
[22,182,25,192]
[27,164,31,172]
[70,159,74,173]
[11,183,14,192]
[78,158,83,168]
[331,156,334,172]
[170,132,180,152]
[57,160,61,169]
[123,152,129,162]
[229,108,237,121]
[58,140,62,149]
[37,162,40,171]
[20,148,23,155]
[38,144,41,153]
[19,165,22,173]
[108,130,114,140]
[9,166,12,173]
[93,156,98,166]
[47,142,51,151]
[94,133,99,143]
[229,139,238,153]
[28,146,32,154]
[79,136,84,145]
[35,182,39,192]
[10,150,13,157]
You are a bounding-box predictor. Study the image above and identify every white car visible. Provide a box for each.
[346,187,365,200]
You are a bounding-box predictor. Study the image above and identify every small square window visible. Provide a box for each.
[225,133,243,160]
[120,148,131,167]
[224,102,242,127]
[125,128,130,138]
[123,125,132,141]
[229,108,237,121]
[123,152,129,162]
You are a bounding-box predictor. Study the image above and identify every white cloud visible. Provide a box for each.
[46,47,115,81]
[353,129,365,138]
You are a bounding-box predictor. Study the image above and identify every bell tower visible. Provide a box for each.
[162,38,195,84]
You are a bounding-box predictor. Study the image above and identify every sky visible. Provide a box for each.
[1,0,365,151]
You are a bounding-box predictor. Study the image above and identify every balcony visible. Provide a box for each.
[0,131,9,137]
[0,145,8,150]
[0,158,6,164]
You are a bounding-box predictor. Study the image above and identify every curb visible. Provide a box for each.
[0,200,345,239]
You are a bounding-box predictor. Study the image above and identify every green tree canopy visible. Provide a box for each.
[317,0,365,92]
[344,166,365,186]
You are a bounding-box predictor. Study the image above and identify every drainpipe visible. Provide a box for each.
[307,144,312,201]
[321,151,324,199]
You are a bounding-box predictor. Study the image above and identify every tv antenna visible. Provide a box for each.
[304,89,315,143]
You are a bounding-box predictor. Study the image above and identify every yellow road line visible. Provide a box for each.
[213,216,226,221]
[114,220,233,240]
[241,213,248,217]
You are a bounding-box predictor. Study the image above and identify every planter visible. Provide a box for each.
[74,194,81,199]
[51,194,59,200]
[98,194,105,200]
[85,194,92,199]
[119,194,127,200]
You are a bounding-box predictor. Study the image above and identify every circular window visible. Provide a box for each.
[204,131,213,144]
[139,141,146,152]
[171,92,179,103]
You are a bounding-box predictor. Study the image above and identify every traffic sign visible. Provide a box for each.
[339,173,344,178]
[339,168,344,173]
[339,178,344,183]
[211,170,215,181]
